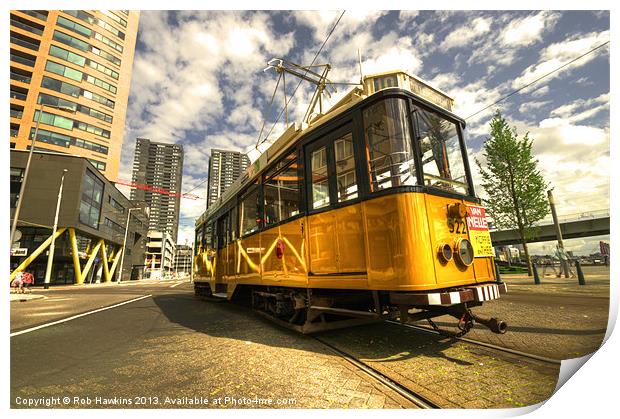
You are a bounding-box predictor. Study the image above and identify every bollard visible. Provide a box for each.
[575,260,586,285]
[495,262,503,283]
[533,264,541,285]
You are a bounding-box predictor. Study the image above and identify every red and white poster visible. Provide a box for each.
[466,205,493,257]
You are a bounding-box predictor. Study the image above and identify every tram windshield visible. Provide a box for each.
[363,98,418,191]
[413,105,469,195]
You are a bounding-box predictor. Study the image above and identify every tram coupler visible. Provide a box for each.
[470,312,508,334]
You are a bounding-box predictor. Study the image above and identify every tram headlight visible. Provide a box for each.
[454,238,474,266]
[437,243,453,263]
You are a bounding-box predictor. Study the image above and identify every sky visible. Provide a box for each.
[116,9,610,255]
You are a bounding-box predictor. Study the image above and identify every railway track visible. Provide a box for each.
[386,320,561,365]
[313,336,440,409]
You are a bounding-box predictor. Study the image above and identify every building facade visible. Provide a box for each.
[144,231,175,279]
[130,138,184,243]
[10,150,148,285]
[10,10,139,180]
[173,244,192,277]
[206,149,250,209]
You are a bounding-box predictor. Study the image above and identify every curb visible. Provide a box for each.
[9,294,46,302]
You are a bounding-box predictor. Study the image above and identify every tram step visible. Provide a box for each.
[212,292,228,299]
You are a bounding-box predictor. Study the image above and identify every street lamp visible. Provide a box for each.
[10,103,76,248]
[44,169,68,289]
[117,207,140,283]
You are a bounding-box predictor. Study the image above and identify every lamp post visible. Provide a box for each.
[44,169,68,289]
[117,207,140,283]
[10,104,76,248]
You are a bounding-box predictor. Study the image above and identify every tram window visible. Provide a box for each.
[363,98,417,191]
[217,213,228,248]
[204,223,213,248]
[264,163,300,226]
[413,106,468,194]
[229,206,238,241]
[334,132,358,202]
[311,146,329,209]
[240,185,260,236]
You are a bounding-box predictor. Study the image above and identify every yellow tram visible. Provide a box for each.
[193,69,507,335]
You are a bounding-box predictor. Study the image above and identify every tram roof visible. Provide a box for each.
[196,69,459,227]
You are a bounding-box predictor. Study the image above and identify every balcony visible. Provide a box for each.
[18,10,49,22]
[10,87,28,101]
[10,15,44,36]
[10,50,37,67]
[10,32,41,51]
[10,69,32,84]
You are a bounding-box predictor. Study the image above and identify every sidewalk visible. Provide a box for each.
[12,278,190,293]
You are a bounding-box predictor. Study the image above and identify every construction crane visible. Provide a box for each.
[113,179,202,200]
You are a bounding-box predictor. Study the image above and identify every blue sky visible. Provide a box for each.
[117,10,610,254]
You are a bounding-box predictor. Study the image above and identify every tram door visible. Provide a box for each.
[305,124,367,277]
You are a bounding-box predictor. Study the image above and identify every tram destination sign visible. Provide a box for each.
[466,205,493,257]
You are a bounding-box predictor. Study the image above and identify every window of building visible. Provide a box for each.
[56,15,92,37]
[49,44,86,66]
[264,161,300,226]
[33,110,74,131]
[363,98,417,191]
[53,30,90,52]
[311,146,329,209]
[108,196,125,213]
[37,92,78,112]
[79,170,104,229]
[45,60,83,82]
[88,159,107,171]
[10,168,24,208]
[239,184,260,236]
[41,76,81,98]
[29,127,71,148]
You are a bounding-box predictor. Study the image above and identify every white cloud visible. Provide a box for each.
[512,30,610,89]
[439,17,491,50]
[500,11,559,47]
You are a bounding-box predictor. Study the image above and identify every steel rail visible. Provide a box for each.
[386,320,561,365]
[314,336,440,409]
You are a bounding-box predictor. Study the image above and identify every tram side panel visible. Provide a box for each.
[260,218,308,287]
[363,192,437,291]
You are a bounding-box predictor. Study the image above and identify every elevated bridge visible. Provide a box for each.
[489,211,610,246]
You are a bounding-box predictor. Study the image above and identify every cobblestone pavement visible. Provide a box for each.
[319,322,560,408]
[11,288,414,409]
[409,266,610,360]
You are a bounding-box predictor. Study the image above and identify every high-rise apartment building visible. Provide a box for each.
[206,149,250,208]
[130,138,183,242]
[10,10,139,180]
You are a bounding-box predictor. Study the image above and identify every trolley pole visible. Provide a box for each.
[44,169,68,289]
[548,189,569,278]
[117,207,138,283]
[190,241,195,283]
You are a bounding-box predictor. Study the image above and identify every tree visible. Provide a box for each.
[475,111,549,276]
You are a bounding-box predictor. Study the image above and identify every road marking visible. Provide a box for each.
[169,282,185,288]
[10,295,152,338]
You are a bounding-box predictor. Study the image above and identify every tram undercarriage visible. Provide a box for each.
[195,283,508,336]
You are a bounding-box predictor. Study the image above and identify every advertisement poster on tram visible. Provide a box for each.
[466,205,493,257]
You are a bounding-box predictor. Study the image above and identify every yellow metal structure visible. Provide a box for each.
[10,227,123,285]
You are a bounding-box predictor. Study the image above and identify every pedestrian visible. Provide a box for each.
[22,271,34,293]
[11,272,24,294]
